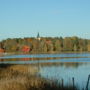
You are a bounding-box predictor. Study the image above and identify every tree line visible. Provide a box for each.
[0,36,90,53]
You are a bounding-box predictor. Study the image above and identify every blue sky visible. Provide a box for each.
[0,0,90,40]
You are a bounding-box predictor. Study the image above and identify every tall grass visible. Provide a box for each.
[0,64,83,90]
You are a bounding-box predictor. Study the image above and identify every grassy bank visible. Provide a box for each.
[0,64,79,90]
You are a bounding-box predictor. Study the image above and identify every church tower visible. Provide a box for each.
[37,32,41,41]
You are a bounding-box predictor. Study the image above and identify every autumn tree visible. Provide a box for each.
[63,37,73,51]
[87,40,90,52]
[54,40,62,52]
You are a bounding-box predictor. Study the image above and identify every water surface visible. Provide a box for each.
[0,53,90,89]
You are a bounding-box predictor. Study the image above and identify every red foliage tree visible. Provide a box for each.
[22,45,30,53]
[0,48,4,53]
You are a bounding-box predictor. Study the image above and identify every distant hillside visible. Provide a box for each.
[0,36,90,53]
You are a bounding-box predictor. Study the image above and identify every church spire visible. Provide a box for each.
[37,32,41,41]
[37,32,40,38]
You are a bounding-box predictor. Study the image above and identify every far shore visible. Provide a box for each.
[0,51,90,56]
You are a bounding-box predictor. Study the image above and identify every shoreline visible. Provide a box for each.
[1,51,90,56]
[0,51,90,55]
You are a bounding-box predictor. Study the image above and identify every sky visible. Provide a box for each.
[0,0,90,40]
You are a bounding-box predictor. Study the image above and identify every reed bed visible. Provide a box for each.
[0,64,79,90]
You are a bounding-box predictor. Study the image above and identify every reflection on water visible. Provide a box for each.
[0,53,90,89]
[0,57,90,64]
[0,53,90,59]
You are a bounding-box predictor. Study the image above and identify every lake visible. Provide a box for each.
[0,53,90,89]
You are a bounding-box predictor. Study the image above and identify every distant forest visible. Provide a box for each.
[0,36,90,53]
